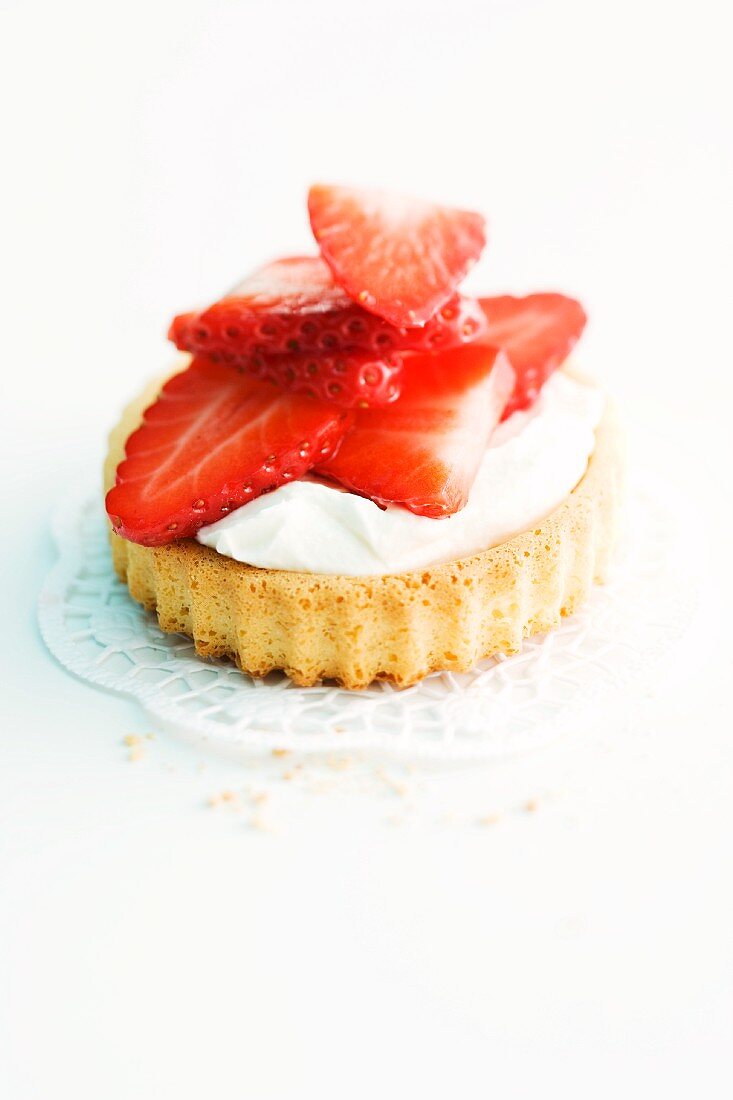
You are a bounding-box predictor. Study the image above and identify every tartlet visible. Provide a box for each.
[105,373,622,689]
[104,184,620,689]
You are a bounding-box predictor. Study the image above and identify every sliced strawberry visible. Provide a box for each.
[220,254,352,313]
[169,259,487,360]
[308,184,487,328]
[106,358,351,546]
[478,294,587,418]
[316,344,515,518]
[239,349,403,409]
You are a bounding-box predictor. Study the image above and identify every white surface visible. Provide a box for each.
[197,372,603,574]
[1,2,732,1098]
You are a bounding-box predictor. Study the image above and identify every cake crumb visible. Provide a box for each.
[524,799,539,813]
[209,789,240,809]
[478,813,501,827]
[327,755,352,772]
[250,811,276,833]
[272,748,290,758]
[376,767,409,797]
[123,734,145,762]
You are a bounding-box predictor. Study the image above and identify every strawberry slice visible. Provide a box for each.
[106,358,351,546]
[478,294,587,418]
[316,344,515,518]
[308,184,487,328]
[169,257,487,360]
[240,349,403,409]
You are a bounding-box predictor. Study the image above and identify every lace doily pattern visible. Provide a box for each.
[38,478,691,760]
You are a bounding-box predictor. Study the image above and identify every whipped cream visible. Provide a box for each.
[196,371,604,576]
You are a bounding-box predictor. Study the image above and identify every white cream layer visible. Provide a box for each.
[196,371,604,576]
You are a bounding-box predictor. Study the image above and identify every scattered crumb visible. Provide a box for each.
[121,728,535,831]
[327,755,352,772]
[250,811,276,833]
[375,767,409,797]
[209,789,241,810]
[122,734,145,762]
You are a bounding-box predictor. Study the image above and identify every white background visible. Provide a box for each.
[2,1,733,1097]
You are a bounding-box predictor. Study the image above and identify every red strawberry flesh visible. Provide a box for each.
[106,358,351,546]
[316,344,515,518]
[239,349,404,409]
[478,294,587,418]
[169,257,487,361]
[308,184,487,328]
[220,255,352,313]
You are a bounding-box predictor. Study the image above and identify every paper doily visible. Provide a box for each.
[38,474,693,760]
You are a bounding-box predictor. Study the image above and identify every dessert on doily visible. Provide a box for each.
[104,185,623,688]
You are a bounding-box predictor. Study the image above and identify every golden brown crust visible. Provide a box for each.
[104,373,623,689]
